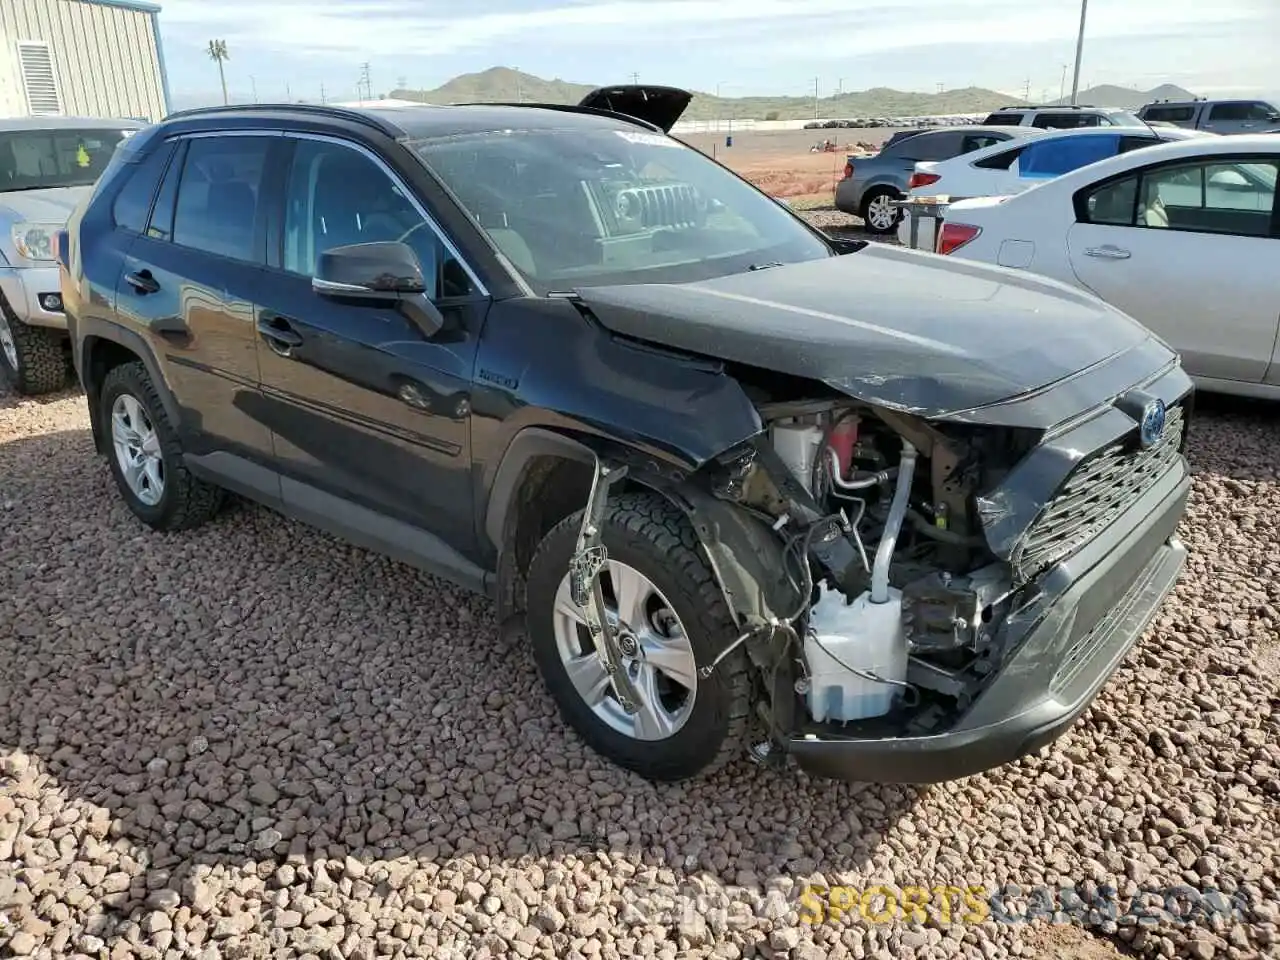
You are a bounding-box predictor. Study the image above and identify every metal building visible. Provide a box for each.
[0,0,169,123]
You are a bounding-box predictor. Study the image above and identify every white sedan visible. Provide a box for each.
[907,126,1212,202]
[936,135,1280,398]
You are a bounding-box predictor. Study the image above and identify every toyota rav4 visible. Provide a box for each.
[58,87,1193,783]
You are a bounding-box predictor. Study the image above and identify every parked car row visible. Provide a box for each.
[935,134,1280,401]
[48,86,1196,787]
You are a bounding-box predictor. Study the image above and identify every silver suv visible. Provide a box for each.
[980,104,1147,130]
[1137,98,1280,136]
[0,116,143,395]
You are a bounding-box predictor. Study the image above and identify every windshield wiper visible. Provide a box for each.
[746,261,785,271]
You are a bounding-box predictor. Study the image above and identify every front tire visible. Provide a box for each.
[99,361,224,531]
[525,492,753,782]
[0,302,70,396]
[860,186,902,235]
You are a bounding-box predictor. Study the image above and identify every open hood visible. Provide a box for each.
[574,244,1176,425]
[577,85,693,133]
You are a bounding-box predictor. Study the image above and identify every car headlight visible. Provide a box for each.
[12,222,62,262]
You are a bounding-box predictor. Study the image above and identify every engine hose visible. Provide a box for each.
[907,509,986,547]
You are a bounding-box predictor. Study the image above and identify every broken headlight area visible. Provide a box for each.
[696,396,1042,749]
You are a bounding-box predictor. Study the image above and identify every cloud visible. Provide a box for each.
[157,0,1278,98]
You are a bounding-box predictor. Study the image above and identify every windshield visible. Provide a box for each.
[0,127,134,192]
[408,125,833,293]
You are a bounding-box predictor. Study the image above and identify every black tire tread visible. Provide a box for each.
[0,297,69,396]
[100,361,224,531]
[527,491,753,781]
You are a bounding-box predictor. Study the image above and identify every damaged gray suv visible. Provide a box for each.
[60,86,1192,783]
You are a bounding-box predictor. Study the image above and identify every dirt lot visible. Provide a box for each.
[1,215,1279,959]
[679,126,904,203]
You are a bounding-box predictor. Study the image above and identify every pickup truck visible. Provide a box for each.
[1137,98,1280,135]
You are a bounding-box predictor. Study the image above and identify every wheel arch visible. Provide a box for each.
[78,322,177,456]
[485,426,800,635]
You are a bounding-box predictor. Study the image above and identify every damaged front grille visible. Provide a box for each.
[1010,403,1185,582]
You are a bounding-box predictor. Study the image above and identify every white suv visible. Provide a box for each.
[980,104,1147,130]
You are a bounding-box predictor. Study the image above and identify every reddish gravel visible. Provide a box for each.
[1,269,1278,959]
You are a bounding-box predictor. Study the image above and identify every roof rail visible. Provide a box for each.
[461,100,663,132]
[999,103,1098,110]
[160,102,405,136]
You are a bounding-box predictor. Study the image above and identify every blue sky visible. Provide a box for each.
[155,0,1279,106]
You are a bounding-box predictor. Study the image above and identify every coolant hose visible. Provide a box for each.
[870,440,917,603]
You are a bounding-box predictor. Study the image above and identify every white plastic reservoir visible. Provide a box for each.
[805,584,909,722]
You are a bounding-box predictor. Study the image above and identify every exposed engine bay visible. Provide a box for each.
[735,399,1025,740]
[570,393,1036,758]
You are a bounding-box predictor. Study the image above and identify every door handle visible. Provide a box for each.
[1084,245,1131,260]
[257,316,303,357]
[124,269,160,294]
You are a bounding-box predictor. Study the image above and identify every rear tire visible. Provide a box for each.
[525,492,752,782]
[0,300,70,396]
[99,361,224,531]
[860,186,902,235]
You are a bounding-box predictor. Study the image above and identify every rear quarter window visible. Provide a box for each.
[983,112,1025,126]
[111,141,176,233]
[974,146,1025,170]
[1143,105,1196,123]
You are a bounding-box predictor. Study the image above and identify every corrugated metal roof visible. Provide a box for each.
[78,0,162,14]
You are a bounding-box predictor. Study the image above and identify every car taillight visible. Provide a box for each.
[842,161,854,179]
[908,172,941,190]
[936,222,981,255]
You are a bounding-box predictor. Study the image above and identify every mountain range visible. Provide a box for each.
[170,67,1201,121]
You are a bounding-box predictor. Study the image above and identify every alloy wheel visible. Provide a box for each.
[867,194,898,231]
[552,559,699,741]
[111,393,165,506]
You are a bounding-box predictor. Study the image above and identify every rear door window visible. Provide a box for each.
[1032,112,1102,129]
[1079,158,1279,237]
[171,136,271,263]
[1118,135,1162,154]
[899,132,961,162]
[1208,102,1274,122]
[1019,135,1119,178]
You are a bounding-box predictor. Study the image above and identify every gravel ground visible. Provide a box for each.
[2,252,1279,959]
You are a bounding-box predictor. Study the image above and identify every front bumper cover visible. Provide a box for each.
[789,461,1191,784]
[0,264,67,330]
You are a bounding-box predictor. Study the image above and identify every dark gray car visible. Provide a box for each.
[835,125,1038,233]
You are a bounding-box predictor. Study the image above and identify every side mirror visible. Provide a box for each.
[312,240,445,336]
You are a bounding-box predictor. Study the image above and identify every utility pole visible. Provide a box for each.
[319,81,326,105]
[397,75,407,93]
[286,82,291,102]
[1022,77,1032,103]
[1069,0,1088,105]
[936,81,944,94]
[250,75,258,103]
[836,78,844,97]
[813,76,819,118]
[359,62,372,102]
[1060,63,1069,103]
[629,72,639,84]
